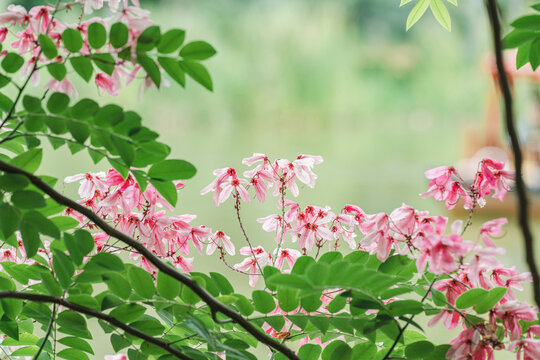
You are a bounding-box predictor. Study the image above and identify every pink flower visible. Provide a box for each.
[172,255,193,272]
[0,5,29,27]
[206,231,235,256]
[258,214,287,243]
[201,167,237,206]
[480,218,507,247]
[274,248,301,270]
[234,251,270,287]
[44,77,78,97]
[493,301,538,340]
[509,339,540,360]
[29,6,55,33]
[12,28,35,55]
[64,172,107,199]
[95,73,119,96]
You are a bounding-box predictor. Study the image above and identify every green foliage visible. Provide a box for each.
[503,5,540,70]
[401,0,457,31]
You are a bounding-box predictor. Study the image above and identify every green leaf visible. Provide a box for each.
[110,303,146,323]
[503,30,537,49]
[180,41,216,60]
[427,345,451,360]
[455,288,489,309]
[110,135,135,166]
[23,95,42,112]
[110,22,129,48]
[158,57,185,87]
[157,271,180,300]
[11,190,46,209]
[57,311,87,333]
[321,341,352,360]
[405,340,435,359]
[233,293,254,316]
[62,28,83,53]
[53,249,75,288]
[252,290,275,313]
[474,287,507,314]
[149,179,177,207]
[25,210,60,238]
[400,0,414,6]
[137,54,161,87]
[47,62,67,81]
[38,34,58,59]
[58,348,90,360]
[67,119,90,143]
[530,38,540,70]
[40,271,63,296]
[137,26,161,52]
[327,295,347,313]
[511,15,540,31]
[2,53,24,73]
[429,0,451,31]
[406,0,429,31]
[148,159,196,181]
[180,60,213,91]
[58,337,94,354]
[0,92,12,113]
[111,333,131,352]
[64,230,94,266]
[84,252,124,272]
[71,99,99,119]
[70,56,93,82]
[0,321,19,340]
[517,41,532,69]
[19,222,41,258]
[92,53,116,75]
[298,344,322,360]
[388,299,424,316]
[0,204,20,239]
[48,92,70,114]
[10,148,42,172]
[277,287,299,312]
[130,318,164,336]
[102,272,131,300]
[1,298,22,320]
[183,317,216,350]
[88,22,107,49]
[127,265,155,299]
[157,29,185,54]
[210,272,234,295]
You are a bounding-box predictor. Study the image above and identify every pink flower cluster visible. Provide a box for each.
[199,154,537,359]
[63,169,220,274]
[421,159,513,210]
[62,154,538,360]
[0,0,157,98]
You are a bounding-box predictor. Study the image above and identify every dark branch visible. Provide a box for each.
[0,291,192,360]
[485,0,540,308]
[0,160,300,360]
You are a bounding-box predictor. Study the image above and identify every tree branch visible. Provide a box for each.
[0,160,300,360]
[485,0,540,308]
[0,291,193,360]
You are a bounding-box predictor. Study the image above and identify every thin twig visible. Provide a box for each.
[485,0,540,308]
[33,304,56,360]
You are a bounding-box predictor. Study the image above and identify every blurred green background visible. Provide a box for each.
[5,0,540,358]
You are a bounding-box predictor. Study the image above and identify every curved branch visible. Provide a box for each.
[0,291,192,360]
[485,0,540,308]
[0,159,300,360]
